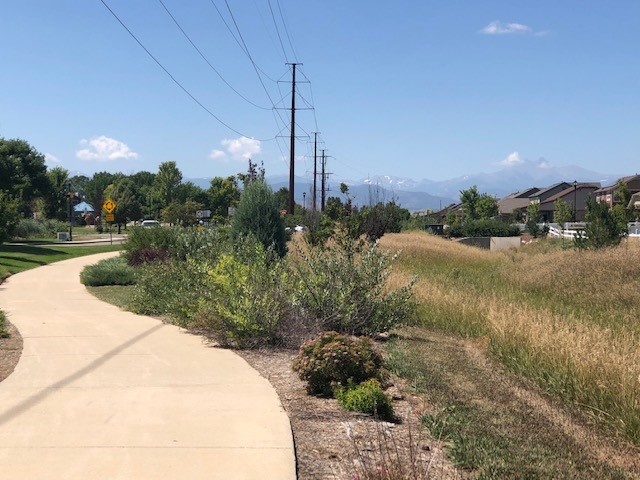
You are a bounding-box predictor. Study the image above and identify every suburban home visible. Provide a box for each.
[431,203,463,224]
[497,187,541,220]
[538,183,600,222]
[528,182,571,204]
[594,174,640,207]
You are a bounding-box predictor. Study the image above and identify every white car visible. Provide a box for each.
[141,220,161,228]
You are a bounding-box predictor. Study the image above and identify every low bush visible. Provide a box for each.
[335,379,394,421]
[129,259,206,324]
[127,246,170,266]
[448,219,520,238]
[291,237,415,336]
[13,218,68,239]
[292,331,384,396]
[0,310,8,338]
[80,256,137,286]
[194,239,293,348]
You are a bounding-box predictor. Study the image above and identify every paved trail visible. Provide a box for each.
[0,253,296,479]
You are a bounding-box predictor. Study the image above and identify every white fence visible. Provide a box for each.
[548,222,640,239]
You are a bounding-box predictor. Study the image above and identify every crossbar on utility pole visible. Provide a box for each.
[287,63,299,215]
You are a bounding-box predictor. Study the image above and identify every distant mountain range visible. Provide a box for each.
[187,159,626,212]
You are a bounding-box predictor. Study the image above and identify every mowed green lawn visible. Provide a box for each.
[0,243,123,279]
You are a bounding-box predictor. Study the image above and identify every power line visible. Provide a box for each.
[275,0,298,62]
[157,0,271,110]
[99,0,271,140]
[267,0,288,62]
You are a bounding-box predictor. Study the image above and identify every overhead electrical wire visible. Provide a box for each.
[207,0,277,83]
[99,0,273,141]
[157,0,271,111]
[275,0,298,62]
[267,0,289,62]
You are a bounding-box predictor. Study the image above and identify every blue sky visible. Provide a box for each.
[1,1,638,184]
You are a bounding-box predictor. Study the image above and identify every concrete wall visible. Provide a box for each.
[456,236,521,251]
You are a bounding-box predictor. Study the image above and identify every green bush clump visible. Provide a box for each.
[448,219,520,238]
[13,218,68,239]
[194,238,292,348]
[80,256,137,286]
[0,310,9,338]
[292,331,384,396]
[129,259,207,324]
[124,225,230,265]
[291,238,415,336]
[335,379,394,421]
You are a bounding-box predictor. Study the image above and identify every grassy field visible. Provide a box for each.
[0,243,123,280]
[381,232,640,448]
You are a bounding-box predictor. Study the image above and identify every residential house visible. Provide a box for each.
[431,203,463,224]
[497,187,541,220]
[538,183,600,222]
[594,174,640,207]
[528,182,571,204]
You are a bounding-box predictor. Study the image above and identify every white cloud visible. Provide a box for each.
[76,135,138,161]
[480,20,533,35]
[211,136,261,162]
[209,149,226,160]
[44,153,61,165]
[498,151,525,166]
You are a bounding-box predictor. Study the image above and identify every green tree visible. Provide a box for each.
[44,167,70,220]
[176,181,208,205]
[526,202,541,237]
[274,187,290,212]
[231,180,286,257]
[208,176,241,219]
[578,196,626,249]
[0,191,20,243]
[153,161,182,208]
[324,196,345,221]
[85,171,122,216]
[460,186,481,221]
[554,198,573,227]
[161,200,204,226]
[0,137,49,216]
[476,194,499,220]
[103,179,142,232]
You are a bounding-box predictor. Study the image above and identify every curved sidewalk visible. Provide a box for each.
[0,253,296,479]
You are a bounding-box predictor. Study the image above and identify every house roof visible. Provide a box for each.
[497,197,531,214]
[529,182,570,198]
[512,187,541,198]
[594,174,640,194]
[73,201,95,213]
[539,183,600,206]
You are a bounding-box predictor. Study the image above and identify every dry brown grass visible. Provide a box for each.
[380,231,640,443]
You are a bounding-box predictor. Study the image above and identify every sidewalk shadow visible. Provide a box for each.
[0,323,164,426]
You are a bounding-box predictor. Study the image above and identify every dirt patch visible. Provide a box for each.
[0,318,23,383]
[237,348,460,480]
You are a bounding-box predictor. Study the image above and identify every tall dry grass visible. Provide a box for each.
[381,232,640,443]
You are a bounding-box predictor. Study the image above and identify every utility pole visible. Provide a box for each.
[67,181,73,241]
[312,131,319,212]
[287,63,298,215]
[321,149,326,211]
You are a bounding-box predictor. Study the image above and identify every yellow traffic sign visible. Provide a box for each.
[103,199,116,214]
[105,213,115,222]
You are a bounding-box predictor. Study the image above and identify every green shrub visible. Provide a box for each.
[448,219,520,238]
[13,218,68,239]
[292,331,384,396]
[80,256,137,286]
[0,191,20,243]
[231,180,287,257]
[129,259,207,324]
[335,379,394,421]
[0,310,9,338]
[124,225,230,265]
[291,238,415,336]
[194,238,292,348]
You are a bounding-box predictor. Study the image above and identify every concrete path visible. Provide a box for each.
[0,253,296,479]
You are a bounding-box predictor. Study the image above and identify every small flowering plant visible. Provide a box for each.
[292,331,384,396]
